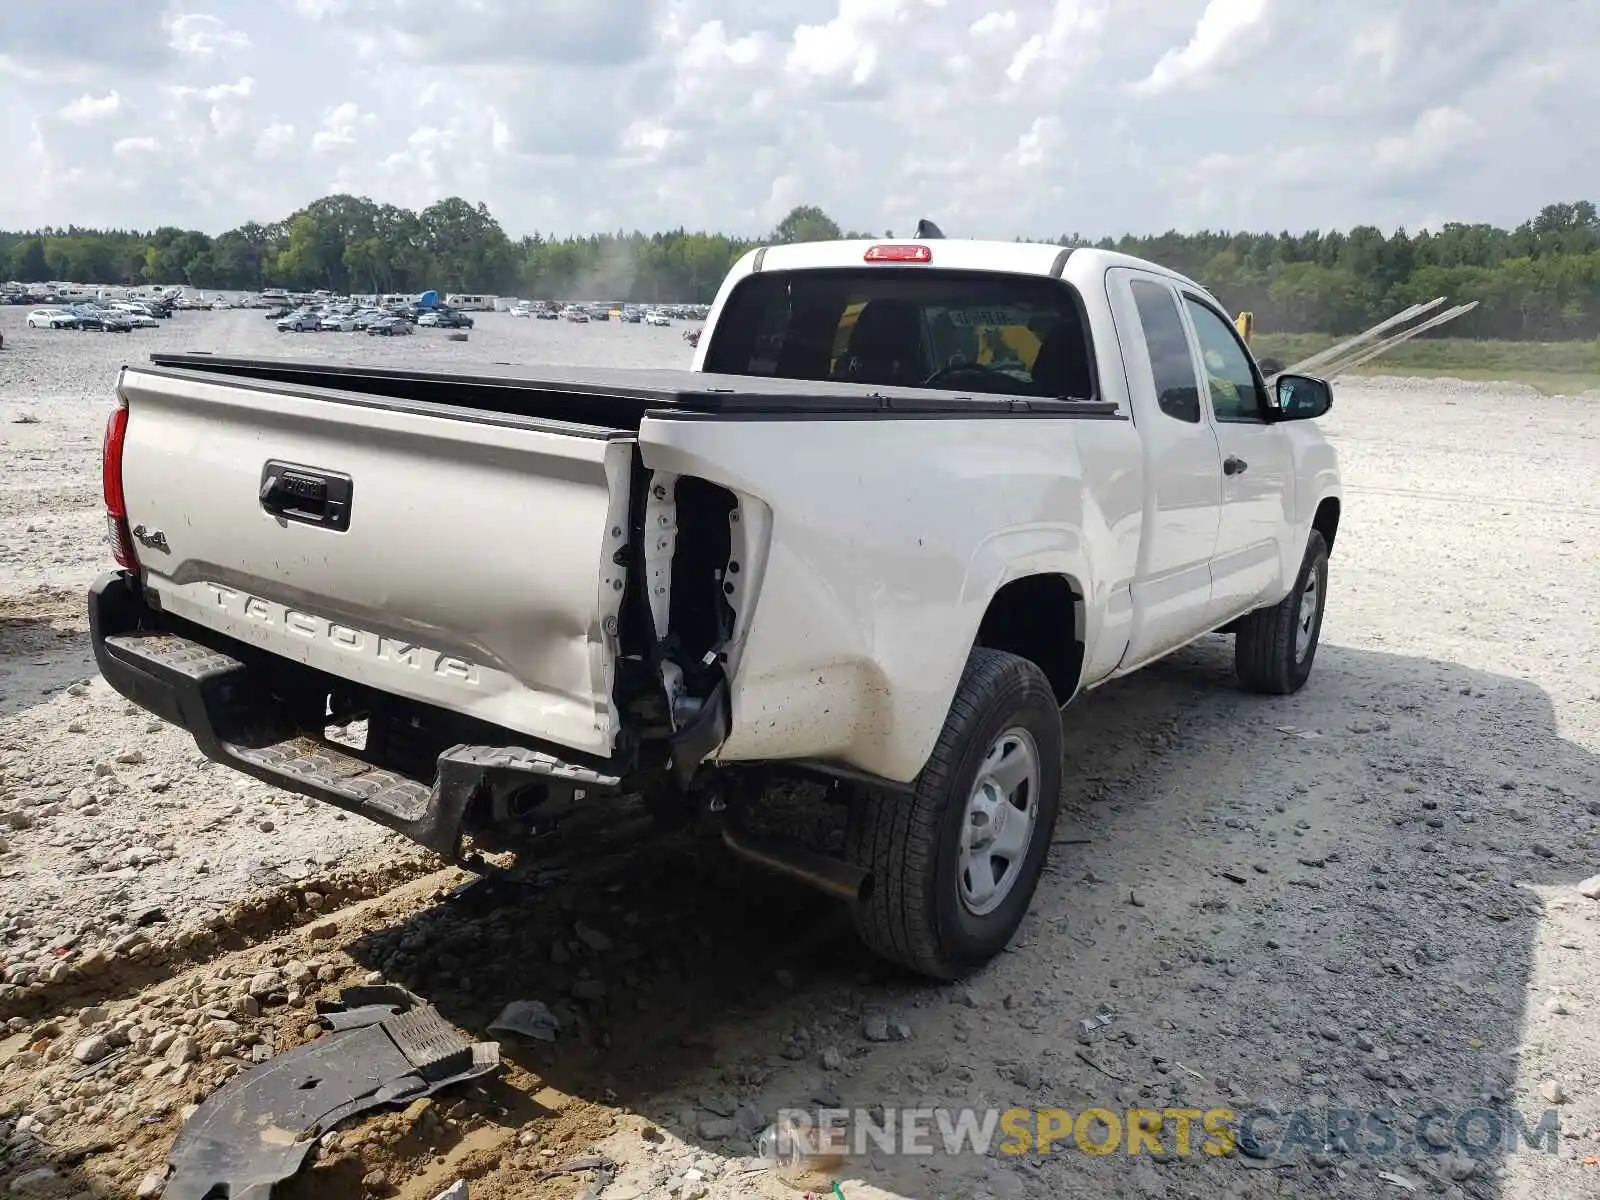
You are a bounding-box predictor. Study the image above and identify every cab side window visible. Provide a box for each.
[1130,280,1200,423]
[1184,297,1266,422]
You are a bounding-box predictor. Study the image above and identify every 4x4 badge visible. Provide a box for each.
[131,525,170,553]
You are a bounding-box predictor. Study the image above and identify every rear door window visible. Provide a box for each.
[703,269,1096,399]
[1129,280,1202,424]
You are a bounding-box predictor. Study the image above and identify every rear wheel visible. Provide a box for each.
[844,648,1063,980]
[1235,530,1329,694]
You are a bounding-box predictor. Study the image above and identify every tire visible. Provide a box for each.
[843,648,1063,980]
[1235,530,1329,694]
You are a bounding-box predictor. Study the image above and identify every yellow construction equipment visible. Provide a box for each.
[1235,300,1478,380]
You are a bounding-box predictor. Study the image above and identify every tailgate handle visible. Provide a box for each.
[259,461,353,531]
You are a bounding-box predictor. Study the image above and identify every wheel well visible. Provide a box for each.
[974,574,1083,704]
[1313,497,1341,553]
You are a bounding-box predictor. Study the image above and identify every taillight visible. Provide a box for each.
[864,244,932,263]
[102,401,137,569]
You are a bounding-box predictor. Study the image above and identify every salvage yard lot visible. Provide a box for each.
[0,311,1597,1199]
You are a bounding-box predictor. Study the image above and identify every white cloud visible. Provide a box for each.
[168,13,251,57]
[787,0,904,88]
[681,20,764,70]
[1133,0,1271,95]
[256,122,295,155]
[112,136,162,157]
[0,0,1593,242]
[171,77,254,103]
[970,11,1018,37]
[1373,105,1481,171]
[58,92,124,122]
[1351,17,1402,80]
[1005,0,1108,84]
[312,102,377,152]
[1006,115,1059,167]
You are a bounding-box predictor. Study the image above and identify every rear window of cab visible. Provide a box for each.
[702,268,1097,400]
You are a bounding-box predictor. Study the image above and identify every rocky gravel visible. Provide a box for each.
[0,305,1597,1198]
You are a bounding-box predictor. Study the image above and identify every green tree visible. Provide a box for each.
[771,205,842,245]
[11,238,48,282]
[7,197,1600,338]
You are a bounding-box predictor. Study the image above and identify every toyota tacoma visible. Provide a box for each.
[89,235,1340,979]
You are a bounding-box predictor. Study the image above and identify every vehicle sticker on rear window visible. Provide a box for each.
[945,306,1030,327]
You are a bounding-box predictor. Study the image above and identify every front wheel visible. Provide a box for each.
[844,648,1063,980]
[1235,530,1329,694]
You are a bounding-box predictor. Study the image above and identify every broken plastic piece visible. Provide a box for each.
[487,999,562,1043]
[1075,1006,1116,1044]
[315,983,420,1030]
[162,988,500,1200]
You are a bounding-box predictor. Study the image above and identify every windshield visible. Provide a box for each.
[702,268,1095,398]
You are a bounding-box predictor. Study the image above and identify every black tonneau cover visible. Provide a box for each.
[143,352,1119,428]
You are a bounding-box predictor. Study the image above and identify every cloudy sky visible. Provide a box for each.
[1,0,1594,240]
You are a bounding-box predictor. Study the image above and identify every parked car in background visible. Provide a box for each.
[26,307,80,329]
[644,310,671,327]
[276,310,318,332]
[111,306,159,328]
[71,306,133,332]
[417,309,474,329]
[367,316,413,336]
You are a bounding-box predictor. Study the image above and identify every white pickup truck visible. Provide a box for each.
[90,236,1340,980]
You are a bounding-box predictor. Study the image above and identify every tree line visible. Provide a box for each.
[5,198,1600,341]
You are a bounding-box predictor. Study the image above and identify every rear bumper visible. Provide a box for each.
[88,570,622,859]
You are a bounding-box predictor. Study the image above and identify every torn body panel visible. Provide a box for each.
[161,986,498,1200]
[615,468,742,785]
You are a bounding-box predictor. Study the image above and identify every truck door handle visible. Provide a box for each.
[1223,456,1248,476]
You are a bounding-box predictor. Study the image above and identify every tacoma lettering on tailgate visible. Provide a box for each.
[202,583,480,683]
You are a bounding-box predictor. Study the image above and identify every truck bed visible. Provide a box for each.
[145,352,1121,430]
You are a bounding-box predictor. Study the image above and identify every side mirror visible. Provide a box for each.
[1271,373,1333,421]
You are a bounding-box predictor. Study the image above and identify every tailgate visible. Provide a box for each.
[116,365,634,758]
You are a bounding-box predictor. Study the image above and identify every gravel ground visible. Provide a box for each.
[0,307,1597,1200]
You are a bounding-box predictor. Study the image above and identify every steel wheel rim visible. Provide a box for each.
[957,726,1041,917]
[1295,566,1322,661]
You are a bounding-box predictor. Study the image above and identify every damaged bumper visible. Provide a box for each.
[88,570,625,859]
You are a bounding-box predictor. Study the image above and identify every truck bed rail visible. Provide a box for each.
[144,354,1122,427]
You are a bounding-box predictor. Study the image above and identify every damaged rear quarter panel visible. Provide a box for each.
[637,413,1138,782]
